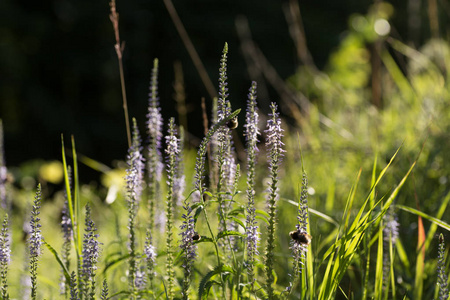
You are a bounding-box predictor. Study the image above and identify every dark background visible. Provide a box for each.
[0,0,433,170]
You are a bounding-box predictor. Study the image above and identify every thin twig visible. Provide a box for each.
[173,61,189,134]
[163,0,217,100]
[283,0,317,70]
[109,0,131,148]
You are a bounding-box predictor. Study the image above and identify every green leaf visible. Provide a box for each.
[228,206,245,216]
[216,230,245,240]
[43,240,70,283]
[102,253,130,275]
[194,205,204,224]
[255,215,269,225]
[195,236,214,244]
[198,264,234,299]
[227,216,245,229]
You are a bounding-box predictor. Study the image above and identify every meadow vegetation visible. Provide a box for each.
[0,2,449,299]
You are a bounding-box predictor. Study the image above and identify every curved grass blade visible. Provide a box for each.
[395,204,450,231]
[43,240,71,283]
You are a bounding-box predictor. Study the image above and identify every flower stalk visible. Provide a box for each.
[264,103,285,299]
[244,81,260,292]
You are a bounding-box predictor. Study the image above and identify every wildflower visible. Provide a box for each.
[174,127,185,210]
[193,109,241,198]
[29,184,43,300]
[215,43,237,247]
[382,207,399,291]
[264,103,285,298]
[0,120,8,211]
[144,229,157,282]
[147,58,164,232]
[100,279,109,300]
[180,196,197,300]
[60,169,73,296]
[437,234,449,300]
[164,118,180,298]
[81,204,101,299]
[125,118,145,294]
[134,268,147,291]
[69,271,78,300]
[126,118,145,206]
[290,171,310,280]
[0,214,10,299]
[244,81,260,288]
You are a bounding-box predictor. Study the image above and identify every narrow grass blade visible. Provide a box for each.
[61,135,81,258]
[43,240,71,283]
[381,49,416,103]
[395,238,411,272]
[395,205,450,231]
[374,224,383,300]
[283,199,338,226]
[71,135,82,257]
[424,190,450,250]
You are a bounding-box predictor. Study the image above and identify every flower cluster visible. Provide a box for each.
[29,184,43,300]
[217,42,231,122]
[264,102,285,298]
[125,118,145,293]
[147,58,164,233]
[180,198,197,299]
[290,171,309,279]
[126,119,145,206]
[244,81,260,288]
[144,229,157,286]
[0,120,7,211]
[100,279,109,300]
[164,118,181,298]
[382,207,399,290]
[437,234,449,300]
[0,214,10,299]
[59,201,72,296]
[81,204,101,299]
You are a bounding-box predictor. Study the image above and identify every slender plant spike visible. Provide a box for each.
[81,204,101,300]
[174,125,186,212]
[29,184,43,300]
[144,228,157,293]
[288,170,310,293]
[100,279,109,300]
[437,234,449,300]
[147,58,164,233]
[382,207,399,295]
[264,103,285,299]
[60,166,73,297]
[193,109,241,196]
[69,271,78,300]
[164,117,180,299]
[244,81,260,292]
[0,120,8,211]
[0,214,10,300]
[215,42,237,251]
[125,118,145,295]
